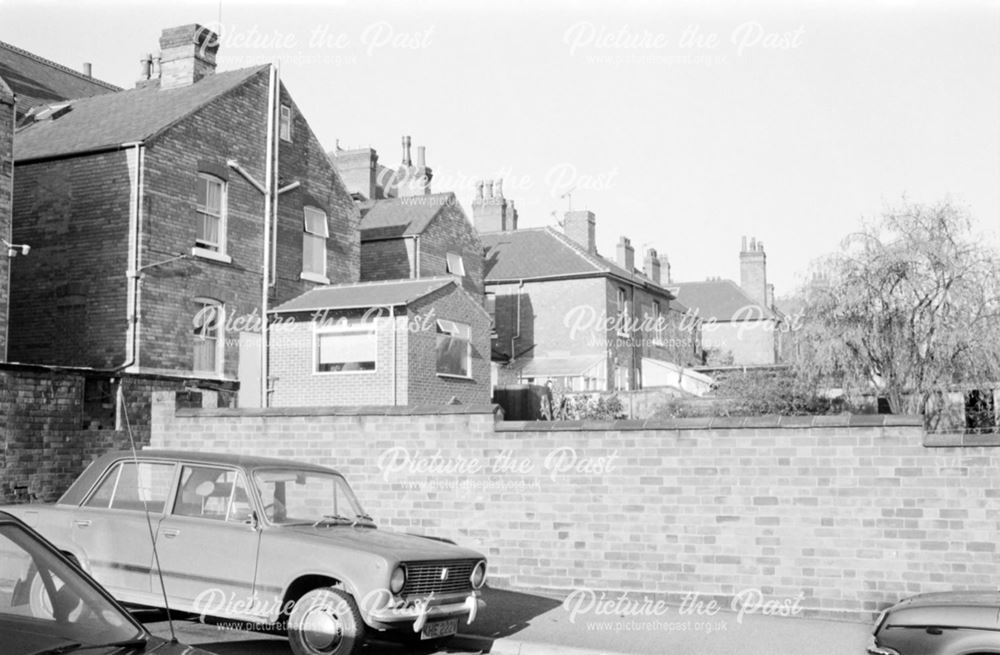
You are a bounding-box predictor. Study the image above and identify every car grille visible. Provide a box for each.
[402,559,477,597]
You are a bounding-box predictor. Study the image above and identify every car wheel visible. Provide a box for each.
[28,568,84,622]
[287,587,365,655]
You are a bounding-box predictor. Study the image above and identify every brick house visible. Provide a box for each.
[268,277,491,406]
[480,195,698,392]
[333,137,485,297]
[7,25,359,400]
[671,237,783,366]
[0,40,119,360]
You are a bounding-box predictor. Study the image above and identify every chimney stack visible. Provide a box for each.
[739,235,768,307]
[658,254,672,284]
[617,236,635,273]
[473,177,518,233]
[563,210,597,253]
[331,146,381,201]
[644,248,661,284]
[158,24,219,90]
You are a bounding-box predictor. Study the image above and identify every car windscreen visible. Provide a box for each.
[252,469,367,525]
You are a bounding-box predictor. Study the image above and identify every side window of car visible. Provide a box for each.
[173,466,252,523]
[83,461,174,513]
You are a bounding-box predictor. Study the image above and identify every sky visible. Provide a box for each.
[2,0,998,294]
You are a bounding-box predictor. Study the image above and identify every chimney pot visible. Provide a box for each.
[485,179,494,199]
[474,180,484,200]
[495,179,503,199]
[416,145,425,168]
[82,62,92,77]
[741,235,748,252]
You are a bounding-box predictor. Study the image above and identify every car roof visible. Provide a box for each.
[59,449,343,506]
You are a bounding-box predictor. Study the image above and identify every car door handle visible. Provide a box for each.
[161,528,180,538]
[73,520,91,528]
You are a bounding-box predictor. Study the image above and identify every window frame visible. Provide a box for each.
[435,318,472,379]
[313,319,378,375]
[301,206,329,282]
[193,298,225,376]
[171,464,254,524]
[616,287,629,337]
[446,252,466,277]
[194,173,228,259]
[82,460,177,514]
[279,104,293,141]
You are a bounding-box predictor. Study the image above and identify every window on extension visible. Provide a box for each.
[436,319,471,378]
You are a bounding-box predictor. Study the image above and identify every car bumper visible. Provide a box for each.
[367,591,484,632]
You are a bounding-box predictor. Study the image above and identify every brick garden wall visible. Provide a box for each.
[0,365,236,502]
[149,393,1000,619]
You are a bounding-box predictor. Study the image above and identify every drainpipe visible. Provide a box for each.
[122,141,145,372]
[261,65,277,407]
[414,235,421,278]
[390,305,397,405]
[510,280,523,363]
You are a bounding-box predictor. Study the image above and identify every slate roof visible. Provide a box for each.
[359,192,458,240]
[481,227,674,299]
[0,40,119,117]
[669,279,776,322]
[14,65,267,161]
[270,277,457,313]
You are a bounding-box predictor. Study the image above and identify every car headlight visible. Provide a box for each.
[390,565,406,594]
[470,561,487,589]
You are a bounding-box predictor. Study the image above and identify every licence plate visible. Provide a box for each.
[421,618,458,640]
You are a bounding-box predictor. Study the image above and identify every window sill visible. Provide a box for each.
[191,247,233,264]
[300,271,330,284]
[437,373,474,381]
[313,369,378,376]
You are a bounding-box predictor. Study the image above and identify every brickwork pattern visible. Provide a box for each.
[150,397,996,619]
[0,88,12,358]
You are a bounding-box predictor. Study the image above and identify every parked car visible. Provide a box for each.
[868,591,1000,655]
[0,509,213,655]
[4,450,487,655]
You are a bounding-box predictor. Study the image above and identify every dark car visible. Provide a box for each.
[0,509,211,655]
[869,591,1000,655]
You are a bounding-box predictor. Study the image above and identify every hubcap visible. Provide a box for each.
[301,606,343,652]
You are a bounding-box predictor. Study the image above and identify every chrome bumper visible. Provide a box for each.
[367,592,484,631]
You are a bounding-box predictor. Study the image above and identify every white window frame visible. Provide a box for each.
[314,319,378,375]
[301,206,329,283]
[193,173,231,263]
[279,104,292,141]
[446,252,466,276]
[193,298,225,376]
[617,287,629,337]
[435,318,472,379]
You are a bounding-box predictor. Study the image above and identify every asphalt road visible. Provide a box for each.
[142,586,875,655]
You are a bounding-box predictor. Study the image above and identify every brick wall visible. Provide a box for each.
[416,202,484,296]
[0,82,12,359]
[0,364,233,502]
[151,396,1000,619]
[360,238,412,281]
[9,150,133,367]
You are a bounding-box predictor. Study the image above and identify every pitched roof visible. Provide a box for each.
[481,226,673,298]
[669,279,776,322]
[270,277,457,313]
[0,40,119,116]
[359,192,457,240]
[14,65,266,162]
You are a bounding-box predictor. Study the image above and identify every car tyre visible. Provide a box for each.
[288,587,365,655]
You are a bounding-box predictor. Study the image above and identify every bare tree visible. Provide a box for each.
[795,199,1000,427]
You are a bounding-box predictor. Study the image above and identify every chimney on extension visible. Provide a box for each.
[158,24,219,90]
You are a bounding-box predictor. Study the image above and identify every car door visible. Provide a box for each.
[72,459,176,601]
[154,464,261,616]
